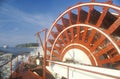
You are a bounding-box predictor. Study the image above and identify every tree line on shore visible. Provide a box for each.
[16,43,39,48]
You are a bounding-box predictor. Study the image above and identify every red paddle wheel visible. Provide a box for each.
[45,0,120,70]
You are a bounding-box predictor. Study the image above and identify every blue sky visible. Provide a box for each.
[0,0,120,47]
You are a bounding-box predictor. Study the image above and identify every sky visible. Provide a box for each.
[0,0,120,47]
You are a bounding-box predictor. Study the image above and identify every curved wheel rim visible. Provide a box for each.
[46,1,120,69]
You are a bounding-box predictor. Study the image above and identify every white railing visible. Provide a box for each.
[46,60,120,79]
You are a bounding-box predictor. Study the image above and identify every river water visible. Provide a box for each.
[0,47,35,79]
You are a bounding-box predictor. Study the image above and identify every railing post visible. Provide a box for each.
[67,66,69,79]
[22,54,23,62]
[17,56,18,64]
[43,29,47,79]
[10,59,12,79]
[35,28,48,79]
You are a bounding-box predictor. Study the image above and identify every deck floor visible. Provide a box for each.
[10,63,55,79]
[10,63,42,79]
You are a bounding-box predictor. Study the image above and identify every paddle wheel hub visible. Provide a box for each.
[63,48,92,65]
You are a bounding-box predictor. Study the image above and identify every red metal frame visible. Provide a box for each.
[36,28,48,79]
[45,1,120,70]
[1,1,119,79]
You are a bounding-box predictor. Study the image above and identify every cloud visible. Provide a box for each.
[0,3,54,28]
[0,3,55,46]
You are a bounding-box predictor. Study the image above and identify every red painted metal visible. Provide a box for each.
[43,29,47,79]
[45,0,120,70]
[7,1,120,79]
[35,28,48,79]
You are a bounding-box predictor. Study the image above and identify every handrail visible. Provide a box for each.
[0,54,26,79]
[47,60,120,79]
[0,60,12,68]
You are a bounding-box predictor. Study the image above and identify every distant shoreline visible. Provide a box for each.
[0,47,34,56]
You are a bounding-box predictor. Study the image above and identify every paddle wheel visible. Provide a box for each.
[7,0,120,79]
[46,0,120,70]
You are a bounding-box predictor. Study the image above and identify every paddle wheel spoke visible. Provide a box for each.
[81,6,93,42]
[77,7,81,23]
[46,0,120,70]
[76,26,80,41]
[87,7,109,45]
[95,43,114,57]
[106,17,120,34]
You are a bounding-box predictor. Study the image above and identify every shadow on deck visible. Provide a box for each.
[9,63,55,79]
